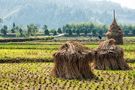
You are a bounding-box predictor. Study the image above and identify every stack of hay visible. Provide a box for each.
[106,11,123,45]
[95,39,130,70]
[51,41,96,79]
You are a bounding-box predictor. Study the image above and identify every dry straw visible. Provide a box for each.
[106,10,123,45]
[51,41,96,79]
[95,39,130,70]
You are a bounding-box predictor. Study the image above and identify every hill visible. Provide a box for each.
[0,0,135,28]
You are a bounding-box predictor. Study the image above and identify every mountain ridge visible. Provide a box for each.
[0,0,135,28]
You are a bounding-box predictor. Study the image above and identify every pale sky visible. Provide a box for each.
[109,0,135,9]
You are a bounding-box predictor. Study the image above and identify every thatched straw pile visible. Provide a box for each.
[95,39,130,70]
[51,41,96,79]
[106,10,123,45]
[106,22,123,45]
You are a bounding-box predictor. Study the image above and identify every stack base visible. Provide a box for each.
[95,51,130,70]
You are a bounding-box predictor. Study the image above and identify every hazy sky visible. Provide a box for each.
[109,0,135,9]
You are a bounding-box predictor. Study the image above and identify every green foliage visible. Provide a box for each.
[68,29,72,36]
[27,24,38,36]
[62,23,135,37]
[19,28,23,37]
[62,23,108,36]
[43,25,50,35]
[53,30,57,36]
[76,29,80,36]
[1,23,135,38]
[11,22,16,33]
[1,25,8,36]
[129,71,135,78]
[11,28,15,33]
[122,25,135,36]
[57,28,62,34]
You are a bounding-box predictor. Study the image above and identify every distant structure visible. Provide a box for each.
[106,10,123,45]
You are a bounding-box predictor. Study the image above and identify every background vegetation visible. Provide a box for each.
[1,23,135,38]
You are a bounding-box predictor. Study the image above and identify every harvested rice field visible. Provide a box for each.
[0,41,134,90]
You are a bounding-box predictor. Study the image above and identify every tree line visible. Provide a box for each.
[0,22,135,38]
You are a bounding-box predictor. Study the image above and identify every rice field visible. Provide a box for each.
[0,63,134,90]
[0,40,134,89]
[0,42,134,63]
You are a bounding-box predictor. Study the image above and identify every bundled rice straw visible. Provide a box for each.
[95,39,130,70]
[51,41,96,79]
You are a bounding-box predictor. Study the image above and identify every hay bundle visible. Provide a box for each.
[51,41,96,79]
[106,23,123,45]
[95,39,130,70]
[106,10,123,45]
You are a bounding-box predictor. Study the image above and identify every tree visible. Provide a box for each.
[43,25,49,35]
[33,25,38,36]
[98,30,103,37]
[27,24,38,36]
[90,23,94,31]
[57,28,62,34]
[11,23,16,33]
[53,30,57,36]
[19,28,23,37]
[11,28,15,33]
[27,25,32,36]
[92,29,97,36]
[102,25,108,33]
[132,29,135,35]
[64,24,72,35]
[1,25,8,36]
[13,22,16,28]
[76,30,80,36]
[132,26,135,35]
[68,29,72,36]
[72,29,76,33]
[84,30,88,36]
[44,29,49,35]
[124,30,129,36]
